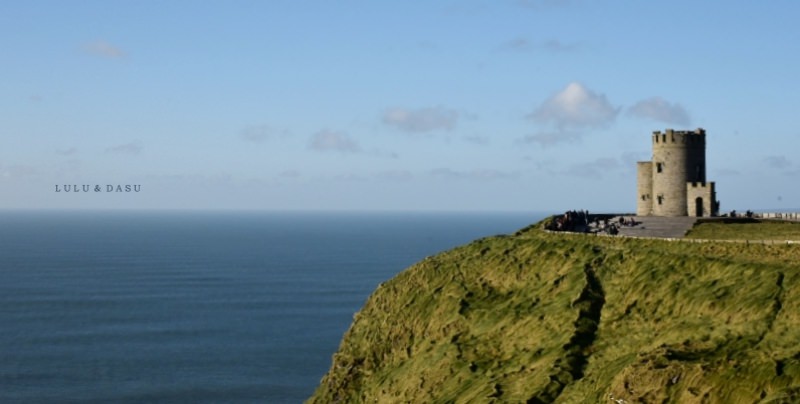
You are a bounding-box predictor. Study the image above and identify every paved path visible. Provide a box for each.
[612,216,697,239]
[550,214,796,243]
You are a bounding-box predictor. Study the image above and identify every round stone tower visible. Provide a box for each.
[636,162,653,216]
[650,128,706,216]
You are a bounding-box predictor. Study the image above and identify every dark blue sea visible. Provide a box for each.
[0,211,542,403]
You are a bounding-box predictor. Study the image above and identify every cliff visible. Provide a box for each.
[308,222,800,403]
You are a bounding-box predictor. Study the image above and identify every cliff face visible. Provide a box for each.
[308,225,800,403]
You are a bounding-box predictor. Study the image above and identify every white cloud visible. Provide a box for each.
[522,82,617,146]
[563,157,620,179]
[52,159,82,177]
[627,97,691,126]
[529,158,558,175]
[382,106,459,133]
[528,82,619,129]
[542,39,581,53]
[368,149,400,159]
[240,124,289,143]
[715,168,741,177]
[0,164,39,179]
[518,130,581,147]
[329,173,368,182]
[500,37,581,53]
[308,130,360,153]
[83,40,126,59]
[278,170,301,178]
[502,37,534,52]
[463,135,489,145]
[763,155,792,169]
[429,168,518,181]
[377,170,413,181]
[56,147,78,156]
[106,141,142,155]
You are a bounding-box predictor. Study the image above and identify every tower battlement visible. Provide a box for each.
[688,181,712,188]
[651,128,706,145]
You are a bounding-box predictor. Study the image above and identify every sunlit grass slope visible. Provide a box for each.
[686,220,800,241]
[309,222,800,403]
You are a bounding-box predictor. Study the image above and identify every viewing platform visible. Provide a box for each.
[612,216,697,239]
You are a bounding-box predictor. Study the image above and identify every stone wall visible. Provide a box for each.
[636,162,653,216]
[650,129,706,216]
[686,182,716,217]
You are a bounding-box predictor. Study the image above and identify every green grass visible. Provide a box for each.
[308,224,800,403]
[686,220,800,241]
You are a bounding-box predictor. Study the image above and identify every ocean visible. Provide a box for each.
[0,211,543,403]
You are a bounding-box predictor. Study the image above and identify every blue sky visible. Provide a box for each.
[2,1,798,211]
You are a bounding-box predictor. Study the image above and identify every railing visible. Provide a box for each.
[756,212,800,221]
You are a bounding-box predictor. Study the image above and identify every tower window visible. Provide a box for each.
[656,163,663,173]
[657,195,663,205]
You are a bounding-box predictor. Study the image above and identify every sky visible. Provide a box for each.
[2,0,799,212]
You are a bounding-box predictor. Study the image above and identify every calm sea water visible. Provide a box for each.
[0,211,543,403]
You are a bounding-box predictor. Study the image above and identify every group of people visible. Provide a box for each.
[728,210,754,218]
[597,216,638,235]
[545,210,641,236]
[545,210,590,232]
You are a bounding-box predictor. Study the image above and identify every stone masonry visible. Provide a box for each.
[637,128,719,217]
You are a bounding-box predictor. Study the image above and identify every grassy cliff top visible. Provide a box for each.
[686,219,800,241]
[309,220,800,403]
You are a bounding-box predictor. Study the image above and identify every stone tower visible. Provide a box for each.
[636,128,719,217]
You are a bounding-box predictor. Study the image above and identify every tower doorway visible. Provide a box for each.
[695,197,703,217]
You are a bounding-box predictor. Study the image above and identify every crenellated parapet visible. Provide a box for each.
[688,181,713,188]
[651,128,706,145]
